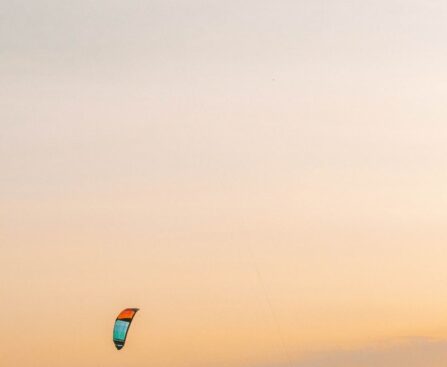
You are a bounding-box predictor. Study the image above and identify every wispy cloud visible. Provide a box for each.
[291,338,447,367]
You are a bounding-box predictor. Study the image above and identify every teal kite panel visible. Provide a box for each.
[113,320,130,341]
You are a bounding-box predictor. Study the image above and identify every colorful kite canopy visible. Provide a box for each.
[113,308,139,350]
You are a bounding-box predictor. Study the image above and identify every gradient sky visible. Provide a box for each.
[2,1,447,366]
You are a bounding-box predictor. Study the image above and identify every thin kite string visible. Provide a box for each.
[245,240,294,367]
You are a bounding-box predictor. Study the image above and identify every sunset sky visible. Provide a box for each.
[2,1,447,366]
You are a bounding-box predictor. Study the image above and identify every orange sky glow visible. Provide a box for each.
[2,1,447,366]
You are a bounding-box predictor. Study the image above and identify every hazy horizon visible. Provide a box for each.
[2,1,447,366]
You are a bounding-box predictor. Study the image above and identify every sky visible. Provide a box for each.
[2,1,447,366]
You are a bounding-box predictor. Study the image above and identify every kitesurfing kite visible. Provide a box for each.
[113,308,139,350]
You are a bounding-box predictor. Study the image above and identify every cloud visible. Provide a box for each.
[291,338,447,367]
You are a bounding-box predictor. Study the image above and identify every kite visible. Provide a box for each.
[113,308,139,350]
